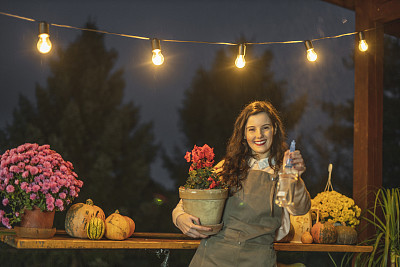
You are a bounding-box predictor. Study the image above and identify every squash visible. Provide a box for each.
[311,222,337,244]
[86,217,105,240]
[276,223,295,243]
[336,225,358,244]
[301,231,313,244]
[124,215,136,237]
[65,199,105,238]
[105,210,131,240]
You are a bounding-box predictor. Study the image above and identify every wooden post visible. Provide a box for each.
[353,0,384,241]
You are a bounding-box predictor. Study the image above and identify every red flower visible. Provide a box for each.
[184,152,191,163]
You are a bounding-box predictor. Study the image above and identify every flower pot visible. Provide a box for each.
[20,206,55,229]
[16,206,56,238]
[179,188,228,226]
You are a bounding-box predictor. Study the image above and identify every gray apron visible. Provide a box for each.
[189,170,283,267]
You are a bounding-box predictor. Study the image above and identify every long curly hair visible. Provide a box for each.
[221,101,287,192]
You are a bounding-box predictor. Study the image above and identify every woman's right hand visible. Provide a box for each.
[176,213,212,238]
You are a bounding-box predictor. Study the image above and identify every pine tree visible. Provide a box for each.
[0,22,167,231]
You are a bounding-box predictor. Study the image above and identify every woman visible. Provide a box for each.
[172,101,311,267]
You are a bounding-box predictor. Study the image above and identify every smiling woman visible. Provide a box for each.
[245,112,276,160]
[173,100,311,267]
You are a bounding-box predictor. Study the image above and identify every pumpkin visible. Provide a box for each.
[65,199,105,238]
[124,215,136,237]
[301,231,313,244]
[311,222,337,244]
[336,225,358,244]
[276,223,295,243]
[105,210,131,240]
[86,217,105,240]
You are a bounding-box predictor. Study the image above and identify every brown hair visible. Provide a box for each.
[221,101,287,192]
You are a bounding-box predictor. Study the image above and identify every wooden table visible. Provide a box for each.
[0,229,373,252]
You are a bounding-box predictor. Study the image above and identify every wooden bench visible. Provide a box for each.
[0,229,373,266]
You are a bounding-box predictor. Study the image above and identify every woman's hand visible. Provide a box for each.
[283,149,306,176]
[176,213,212,238]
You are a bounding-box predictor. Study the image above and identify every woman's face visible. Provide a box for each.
[244,112,275,159]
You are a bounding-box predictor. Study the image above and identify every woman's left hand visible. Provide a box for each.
[283,150,306,176]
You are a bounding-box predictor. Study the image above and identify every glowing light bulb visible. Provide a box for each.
[151,38,164,66]
[306,48,317,61]
[304,40,317,62]
[358,32,368,52]
[37,33,52,54]
[37,22,52,54]
[235,44,246,68]
[152,49,164,65]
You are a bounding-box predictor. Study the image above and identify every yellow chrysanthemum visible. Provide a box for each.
[311,190,361,227]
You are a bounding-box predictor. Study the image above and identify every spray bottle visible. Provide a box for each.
[275,140,298,207]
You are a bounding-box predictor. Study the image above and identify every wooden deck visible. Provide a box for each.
[0,229,373,252]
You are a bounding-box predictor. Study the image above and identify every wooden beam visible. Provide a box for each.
[321,0,355,10]
[384,19,400,38]
[373,0,400,23]
[354,0,384,241]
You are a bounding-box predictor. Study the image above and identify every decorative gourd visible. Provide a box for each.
[311,222,337,244]
[301,231,313,244]
[336,225,357,244]
[86,217,105,240]
[276,223,295,243]
[65,199,105,238]
[105,210,131,240]
[124,215,136,237]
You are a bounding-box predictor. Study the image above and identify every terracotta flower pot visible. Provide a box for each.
[20,206,55,229]
[179,188,228,226]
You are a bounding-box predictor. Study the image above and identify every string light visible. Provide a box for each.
[37,21,52,54]
[0,11,376,67]
[235,44,246,68]
[304,40,317,62]
[358,31,368,52]
[151,38,164,66]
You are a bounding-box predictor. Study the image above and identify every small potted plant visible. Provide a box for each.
[179,144,228,229]
[0,143,83,237]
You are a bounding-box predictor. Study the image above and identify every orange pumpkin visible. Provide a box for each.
[276,223,295,243]
[65,199,105,238]
[301,231,313,244]
[124,215,136,237]
[105,210,131,240]
[311,222,337,244]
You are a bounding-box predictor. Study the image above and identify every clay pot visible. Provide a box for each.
[20,206,55,229]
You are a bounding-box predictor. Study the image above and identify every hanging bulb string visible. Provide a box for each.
[0,10,380,47]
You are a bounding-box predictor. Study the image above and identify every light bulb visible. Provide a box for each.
[152,49,164,65]
[37,22,52,54]
[151,38,164,66]
[306,49,317,61]
[235,55,245,68]
[358,32,368,52]
[304,40,317,62]
[37,34,52,54]
[235,44,246,68]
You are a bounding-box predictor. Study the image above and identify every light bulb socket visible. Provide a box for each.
[238,43,246,56]
[358,31,365,41]
[151,38,161,51]
[304,40,314,50]
[38,21,50,35]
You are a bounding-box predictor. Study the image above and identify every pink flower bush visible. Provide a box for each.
[0,143,83,228]
[182,144,226,190]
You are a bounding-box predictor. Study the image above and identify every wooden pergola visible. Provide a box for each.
[322,0,400,239]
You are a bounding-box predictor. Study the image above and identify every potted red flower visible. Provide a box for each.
[179,144,228,229]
